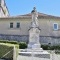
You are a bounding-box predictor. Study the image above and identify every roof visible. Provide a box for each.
[13,12,60,19]
[0,12,60,19]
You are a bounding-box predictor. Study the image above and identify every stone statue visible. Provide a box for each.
[28,7,40,49]
[31,7,38,28]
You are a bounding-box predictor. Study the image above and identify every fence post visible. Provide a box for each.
[13,45,16,60]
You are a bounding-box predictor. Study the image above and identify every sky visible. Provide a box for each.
[5,0,60,16]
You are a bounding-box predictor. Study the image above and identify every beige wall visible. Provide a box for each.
[0,18,60,37]
[0,18,31,35]
[49,19,60,36]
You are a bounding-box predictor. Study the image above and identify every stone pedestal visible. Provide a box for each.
[28,28,41,49]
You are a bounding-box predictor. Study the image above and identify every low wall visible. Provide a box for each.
[0,34,29,43]
[0,34,60,45]
[40,36,60,45]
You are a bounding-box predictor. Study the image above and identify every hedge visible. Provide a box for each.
[41,45,60,50]
[0,40,18,44]
[0,44,13,60]
[19,42,27,49]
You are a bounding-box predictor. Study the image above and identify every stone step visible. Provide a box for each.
[19,52,50,59]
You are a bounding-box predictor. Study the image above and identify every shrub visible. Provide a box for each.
[41,45,50,50]
[52,46,60,50]
[19,42,27,49]
[41,45,60,50]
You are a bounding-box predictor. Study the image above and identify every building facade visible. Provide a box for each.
[0,1,60,45]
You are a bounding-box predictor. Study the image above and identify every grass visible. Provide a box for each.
[0,43,19,60]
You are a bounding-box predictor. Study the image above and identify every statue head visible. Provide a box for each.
[31,7,36,13]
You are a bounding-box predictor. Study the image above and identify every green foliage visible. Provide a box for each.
[0,40,18,44]
[41,45,50,50]
[0,40,8,43]
[0,43,19,60]
[0,40,27,49]
[19,42,27,49]
[41,45,60,50]
[0,44,13,60]
[51,46,60,50]
[7,41,18,44]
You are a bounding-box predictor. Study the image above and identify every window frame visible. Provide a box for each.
[10,22,13,28]
[53,23,58,30]
[16,22,20,28]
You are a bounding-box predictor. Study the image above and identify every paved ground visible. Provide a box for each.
[17,50,60,60]
[17,54,60,60]
[17,55,50,60]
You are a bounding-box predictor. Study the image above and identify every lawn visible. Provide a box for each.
[0,43,19,60]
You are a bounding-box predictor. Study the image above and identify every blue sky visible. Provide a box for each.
[5,0,60,16]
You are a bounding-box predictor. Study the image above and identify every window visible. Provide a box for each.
[10,23,13,28]
[53,23,58,30]
[16,23,20,28]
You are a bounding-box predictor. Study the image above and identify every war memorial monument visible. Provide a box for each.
[19,7,50,59]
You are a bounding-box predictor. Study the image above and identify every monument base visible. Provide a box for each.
[28,43,41,49]
[19,49,50,58]
[19,43,50,58]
